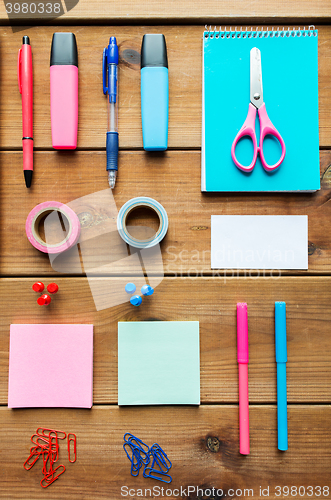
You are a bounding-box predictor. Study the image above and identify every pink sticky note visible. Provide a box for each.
[8,324,93,408]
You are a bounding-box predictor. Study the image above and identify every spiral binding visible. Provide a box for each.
[204,25,317,39]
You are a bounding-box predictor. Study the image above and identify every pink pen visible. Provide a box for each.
[50,33,78,149]
[18,36,33,188]
[237,303,250,455]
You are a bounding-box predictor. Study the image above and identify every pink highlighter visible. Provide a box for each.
[50,33,78,149]
[237,303,250,455]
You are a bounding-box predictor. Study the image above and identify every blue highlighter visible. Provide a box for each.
[275,301,288,451]
[141,34,168,151]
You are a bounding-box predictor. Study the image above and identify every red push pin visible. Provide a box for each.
[37,294,51,306]
[47,283,59,294]
[32,282,45,293]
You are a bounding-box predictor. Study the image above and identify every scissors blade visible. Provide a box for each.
[250,47,263,109]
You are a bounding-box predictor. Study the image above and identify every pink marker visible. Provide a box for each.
[50,33,78,149]
[237,303,250,455]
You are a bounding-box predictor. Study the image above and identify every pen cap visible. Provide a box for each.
[275,302,287,362]
[103,37,118,102]
[141,34,168,151]
[50,33,78,149]
[105,36,119,65]
[237,303,249,363]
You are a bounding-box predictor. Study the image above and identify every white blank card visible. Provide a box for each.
[211,215,308,270]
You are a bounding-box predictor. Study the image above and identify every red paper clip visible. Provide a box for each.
[67,433,77,463]
[24,428,76,488]
[24,449,42,470]
[30,434,49,449]
[37,428,66,440]
[40,465,66,488]
[42,450,54,477]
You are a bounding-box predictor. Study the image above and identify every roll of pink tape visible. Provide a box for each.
[26,201,81,254]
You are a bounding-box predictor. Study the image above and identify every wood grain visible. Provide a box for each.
[1,151,331,276]
[0,25,330,149]
[0,405,330,500]
[0,0,330,22]
[1,277,330,405]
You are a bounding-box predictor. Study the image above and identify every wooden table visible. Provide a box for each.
[0,2,331,499]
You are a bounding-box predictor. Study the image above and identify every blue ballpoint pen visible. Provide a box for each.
[103,37,119,189]
[275,301,288,451]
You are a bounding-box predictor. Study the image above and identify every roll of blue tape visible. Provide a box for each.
[117,197,168,249]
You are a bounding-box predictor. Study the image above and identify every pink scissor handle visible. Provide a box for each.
[231,103,258,173]
[258,103,286,172]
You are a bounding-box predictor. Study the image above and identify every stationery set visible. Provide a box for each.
[9,25,321,474]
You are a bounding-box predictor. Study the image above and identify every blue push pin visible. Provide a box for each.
[130,295,142,306]
[141,285,154,296]
[125,283,136,294]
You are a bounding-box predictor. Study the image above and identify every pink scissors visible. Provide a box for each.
[231,47,286,173]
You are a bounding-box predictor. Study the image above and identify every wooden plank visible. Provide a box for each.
[0,25,330,149]
[1,151,331,275]
[0,405,330,500]
[1,277,331,405]
[0,0,330,23]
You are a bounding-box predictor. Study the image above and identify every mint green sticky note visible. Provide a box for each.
[118,321,200,405]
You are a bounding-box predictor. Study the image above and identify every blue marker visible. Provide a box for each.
[141,34,168,151]
[275,302,288,451]
[103,37,119,189]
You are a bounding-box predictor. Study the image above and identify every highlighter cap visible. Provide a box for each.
[275,302,287,362]
[50,32,78,67]
[141,34,168,68]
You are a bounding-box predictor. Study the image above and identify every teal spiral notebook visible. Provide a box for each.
[202,27,320,192]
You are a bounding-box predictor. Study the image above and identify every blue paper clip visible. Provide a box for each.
[143,467,172,483]
[123,434,172,482]
[143,444,172,482]
[128,436,149,451]
[154,451,171,472]
[149,443,172,471]
[123,433,134,443]
[124,434,149,452]
[149,449,167,472]
[123,442,140,463]
[131,458,142,477]
[123,444,142,477]
[128,438,149,463]
[123,434,151,477]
